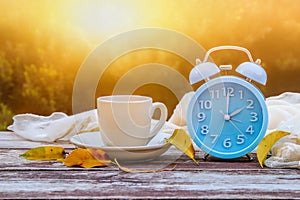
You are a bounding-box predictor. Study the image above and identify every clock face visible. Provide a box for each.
[187,76,268,159]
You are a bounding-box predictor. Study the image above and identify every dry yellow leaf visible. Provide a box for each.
[256,130,290,168]
[20,146,65,160]
[166,129,199,165]
[62,148,111,168]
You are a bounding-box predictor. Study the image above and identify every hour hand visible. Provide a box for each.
[229,106,246,117]
[219,110,242,122]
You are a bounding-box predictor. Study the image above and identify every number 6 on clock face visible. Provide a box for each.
[187,76,268,159]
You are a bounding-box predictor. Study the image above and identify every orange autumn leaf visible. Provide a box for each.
[62,148,111,168]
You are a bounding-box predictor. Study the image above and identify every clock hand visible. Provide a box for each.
[229,106,246,117]
[231,118,242,123]
[228,120,248,139]
[219,110,230,121]
[219,110,225,116]
[219,110,242,122]
[226,93,230,115]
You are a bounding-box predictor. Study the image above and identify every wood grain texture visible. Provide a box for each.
[0,131,299,199]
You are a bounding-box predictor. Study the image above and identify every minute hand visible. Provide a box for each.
[229,106,246,117]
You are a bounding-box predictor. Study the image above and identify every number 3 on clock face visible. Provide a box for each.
[187,76,268,159]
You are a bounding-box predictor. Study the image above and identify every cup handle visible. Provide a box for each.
[148,102,168,139]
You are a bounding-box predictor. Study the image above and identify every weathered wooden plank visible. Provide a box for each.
[0,169,299,199]
[0,132,293,172]
[1,131,300,199]
[0,131,263,163]
[0,148,272,171]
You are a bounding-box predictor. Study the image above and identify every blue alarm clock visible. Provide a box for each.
[187,46,268,159]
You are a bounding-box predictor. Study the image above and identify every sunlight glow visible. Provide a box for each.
[68,1,136,38]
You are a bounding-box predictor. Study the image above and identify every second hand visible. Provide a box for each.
[228,120,248,139]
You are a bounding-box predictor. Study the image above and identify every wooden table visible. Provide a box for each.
[0,131,299,199]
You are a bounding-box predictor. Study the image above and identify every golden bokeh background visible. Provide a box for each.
[0,0,299,129]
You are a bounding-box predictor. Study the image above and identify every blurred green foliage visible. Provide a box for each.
[0,103,14,131]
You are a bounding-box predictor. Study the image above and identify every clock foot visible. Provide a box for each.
[202,153,253,162]
[246,153,253,161]
[203,153,210,161]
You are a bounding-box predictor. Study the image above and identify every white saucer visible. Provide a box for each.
[70,131,172,161]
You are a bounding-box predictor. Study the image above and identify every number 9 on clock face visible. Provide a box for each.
[187,76,268,159]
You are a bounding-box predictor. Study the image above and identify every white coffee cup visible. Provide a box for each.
[97,95,168,147]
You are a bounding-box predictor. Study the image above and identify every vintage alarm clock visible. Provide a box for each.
[186,46,268,159]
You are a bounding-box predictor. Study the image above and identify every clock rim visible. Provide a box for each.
[187,76,269,159]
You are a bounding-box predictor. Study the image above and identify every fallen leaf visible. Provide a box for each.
[62,148,110,168]
[166,129,199,165]
[20,146,65,160]
[114,159,176,173]
[256,130,290,168]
